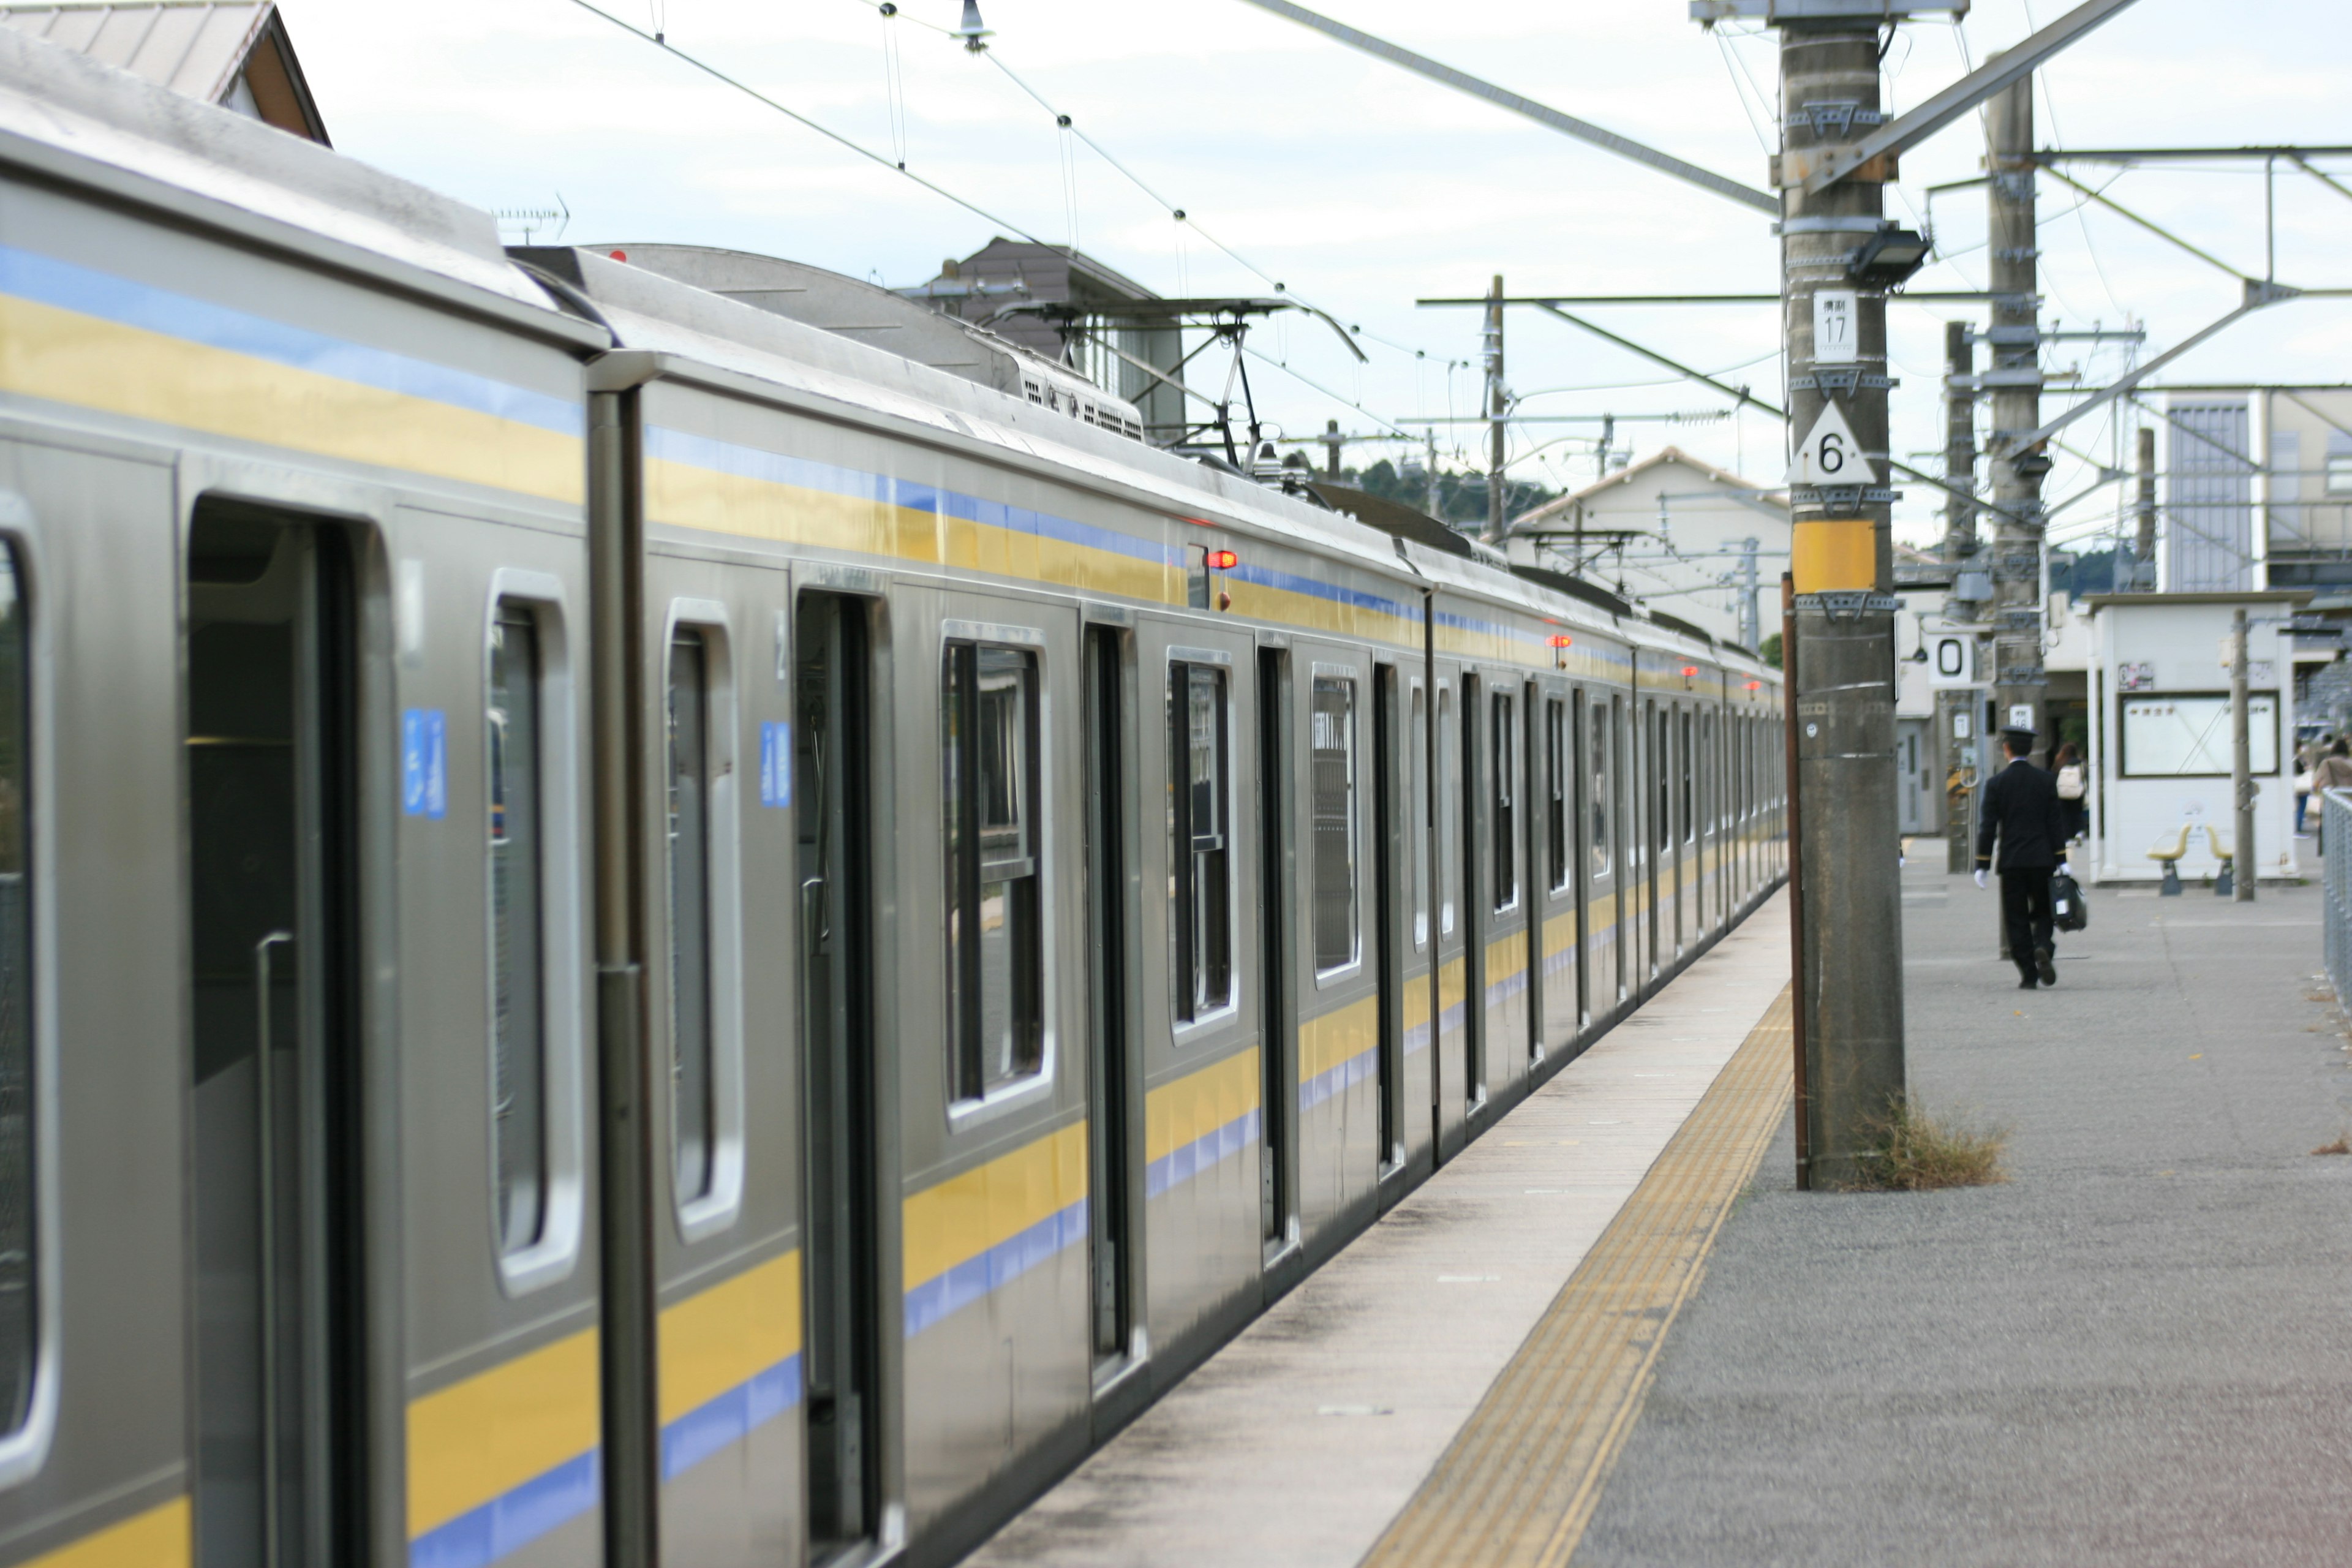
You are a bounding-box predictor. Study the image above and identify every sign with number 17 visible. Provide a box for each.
[1813,288,1858,365]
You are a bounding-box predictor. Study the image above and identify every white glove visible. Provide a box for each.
[1973,869,1988,889]
[2057,862,2073,878]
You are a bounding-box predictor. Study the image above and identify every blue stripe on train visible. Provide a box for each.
[0,243,583,437]
[902,1199,1091,1340]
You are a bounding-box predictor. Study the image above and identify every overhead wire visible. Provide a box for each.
[560,0,1061,249]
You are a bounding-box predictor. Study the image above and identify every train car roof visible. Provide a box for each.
[0,28,1777,682]
[0,25,597,342]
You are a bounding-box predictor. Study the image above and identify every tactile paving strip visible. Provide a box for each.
[1359,987,1795,1568]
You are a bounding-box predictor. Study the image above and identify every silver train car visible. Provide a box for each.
[0,32,1784,1568]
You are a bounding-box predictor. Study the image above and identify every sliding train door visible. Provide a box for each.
[186,508,368,1568]
[1429,666,1470,1161]
[1084,624,1142,1381]
[795,591,883,1560]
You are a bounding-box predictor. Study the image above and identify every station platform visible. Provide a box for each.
[967,896,1798,1568]
[965,855,2352,1567]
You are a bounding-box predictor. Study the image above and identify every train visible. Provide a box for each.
[0,29,1784,1568]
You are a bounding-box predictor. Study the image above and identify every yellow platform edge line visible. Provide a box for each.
[1359,986,1795,1568]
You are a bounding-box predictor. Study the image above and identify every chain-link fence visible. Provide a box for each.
[2326,791,2352,1006]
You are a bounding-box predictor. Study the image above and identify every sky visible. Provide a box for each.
[279,0,2352,553]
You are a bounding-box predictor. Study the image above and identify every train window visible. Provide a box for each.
[1657,710,1672,855]
[667,630,717,1205]
[1490,692,1517,913]
[1169,661,1232,1022]
[488,605,548,1256]
[1545,698,1567,894]
[1410,685,1428,949]
[1185,546,1212,611]
[1310,674,1359,973]
[1589,702,1610,876]
[0,548,31,1436]
[945,641,1044,1097]
[1681,709,1695,843]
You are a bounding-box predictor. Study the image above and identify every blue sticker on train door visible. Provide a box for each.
[760,722,791,809]
[402,708,447,818]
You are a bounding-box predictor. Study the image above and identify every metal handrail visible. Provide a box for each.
[2324,791,2352,1007]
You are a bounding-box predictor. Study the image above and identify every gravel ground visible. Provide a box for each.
[1574,855,2352,1568]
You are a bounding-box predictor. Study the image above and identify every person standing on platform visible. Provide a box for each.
[2311,739,2352,853]
[1974,727,2071,989]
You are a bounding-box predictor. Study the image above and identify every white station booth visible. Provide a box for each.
[2079,590,2309,886]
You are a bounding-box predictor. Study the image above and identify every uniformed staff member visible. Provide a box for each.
[1974,726,2073,989]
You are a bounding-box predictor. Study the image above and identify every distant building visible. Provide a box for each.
[2159,387,2352,597]
[0,1,327,141]
[1501,446,1787,649]
[908,239,1183,440]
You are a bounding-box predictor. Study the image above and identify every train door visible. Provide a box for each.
[1673,707,1691,956]
[1373,665,1423,1190]
[186,508,367,1568]
[1254,644,1297,1256]
[1430,673,1469,1161]
[1539,689,1577,1056]
[795,592,882,1558]
[1084,625,1140,1373]
[1646,700,1665,982]
[1474,680,1528,1097]
[1457,674,1487,1121]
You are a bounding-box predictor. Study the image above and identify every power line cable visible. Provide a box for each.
[561,0,1061,249]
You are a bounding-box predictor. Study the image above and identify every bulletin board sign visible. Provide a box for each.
[2118,692,2278,778]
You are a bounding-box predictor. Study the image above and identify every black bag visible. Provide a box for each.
[2051,872,2088,932]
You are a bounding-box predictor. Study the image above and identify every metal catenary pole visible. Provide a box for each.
[1987,71,2048,761]
[1941,318,1981,873]
[2233,607,2256,902]
[1779,15,1905,1184]
[1485,274,1508,541]
[2133,425,2157,587]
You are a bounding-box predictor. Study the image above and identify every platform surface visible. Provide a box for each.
[964,895,1793,1568]
[1578,857,2352,1567]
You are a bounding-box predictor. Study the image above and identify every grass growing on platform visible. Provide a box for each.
[1849,1096,2009,1191]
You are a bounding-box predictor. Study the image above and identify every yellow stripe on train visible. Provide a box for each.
[0,293,584,505]
[405,1327,601,1541]
[902,1121,1089,1296]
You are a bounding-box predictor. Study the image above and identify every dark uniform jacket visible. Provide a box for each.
[1975,757,2071,872]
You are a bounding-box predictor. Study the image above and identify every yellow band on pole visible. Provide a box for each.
[1790,518,1876,594]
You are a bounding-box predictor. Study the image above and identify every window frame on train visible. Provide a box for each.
[1168,651,1236,1027]
[1409,680,1429,951]
[0,532,50,1479]
[1545,696,1568,895]
[1308,665,1361,980]
[481,578,589,1297]
[942,632,1050,1105]
[1588,699,1611,878]
[662,603,747,1243]
[1489,689,1518,915]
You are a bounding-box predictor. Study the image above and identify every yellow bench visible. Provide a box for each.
[2204,825,2236,897]
[2148,824,2193,896]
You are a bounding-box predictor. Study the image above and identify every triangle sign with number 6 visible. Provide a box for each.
[1785,400,1874,486]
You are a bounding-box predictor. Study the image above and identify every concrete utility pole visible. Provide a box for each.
[2232,607,2255,902]
[1777,15,1905,1186]
[1321,418,1344,480]
[1941,319,1981,873]
[1986,72,2050,763]
[2134,425,2158,587]
[1740,536,1761,650]
[1485,274,1508,541]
